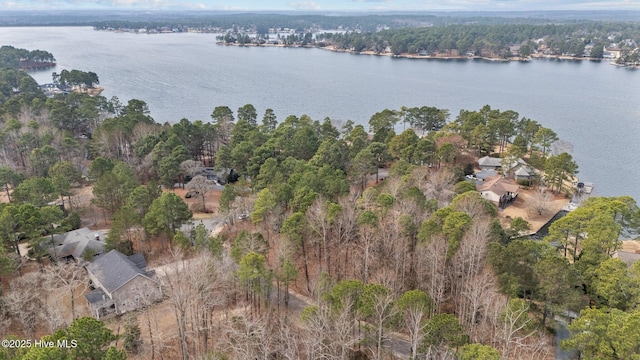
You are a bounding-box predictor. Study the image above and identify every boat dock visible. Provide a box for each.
[578,181,594,195]
[562,181,595,212]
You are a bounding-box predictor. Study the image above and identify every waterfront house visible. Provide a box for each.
[478,156,537,182]
[84,250,162,319]
[40,83,72,97]
[478,156,502,170]
[603,47,622,59]
[477,176,520,209]
[513,165,538,182]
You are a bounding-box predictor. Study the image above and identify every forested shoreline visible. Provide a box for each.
[217,20,640,65]
[0,45,639,360]
[91,12,640,65]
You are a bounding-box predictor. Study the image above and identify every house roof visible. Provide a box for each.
[127,253,147,270]
[514,165,537,177]
[86,250,156,294]
[49,228,106,261]
[85,288,107,304]
[479,156,534,173]
[477,176,520,197]
[478,156,502,168]
[475,169,497,180]
[478,156,538,179]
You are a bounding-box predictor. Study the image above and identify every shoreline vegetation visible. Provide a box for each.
[3,39,640,360]
[215,41,640,68]
[88,11,640,70]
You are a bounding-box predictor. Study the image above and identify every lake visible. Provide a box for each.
[2,26,640,201]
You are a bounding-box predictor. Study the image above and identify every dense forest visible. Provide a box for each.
[89,13,618,33]
[0,46,639,360]
[0,46,55,70]
[79,12,640,33]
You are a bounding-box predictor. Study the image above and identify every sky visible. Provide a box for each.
[1,0,639,11]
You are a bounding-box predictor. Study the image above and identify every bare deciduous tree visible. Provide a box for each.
[332,197,359,280]
[418,235,448,314]
[306,198,333,278]
[187,256,225,356]
[160,248,193,360]
[44,261,88,321]
[223,315,274,360]
[185,175,215,212]
[0,297,11,337]
[300,305,334,359]
[159,248,231,360]
[411,166,431,192]
[359,286,398,360]
[497,298,537,359]
[356,219,377,284]
[528,188,552,216]
[180,160,203,180]
[5,272,46,338]
[397,290,431,359]
[301,301,359,360]
[275,318,302,360]
[450,220,491,329]
[424,168,457,204]
[463,270,497,343]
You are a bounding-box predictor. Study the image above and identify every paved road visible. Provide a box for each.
[555,317,577,360]
[180,214,226,236]
[368,168,389,183]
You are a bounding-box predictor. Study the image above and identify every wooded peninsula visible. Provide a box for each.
[0,42,639,360]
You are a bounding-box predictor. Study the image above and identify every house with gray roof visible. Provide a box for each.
[513,165,538,182]
[85,250,162,319]
[478,156,538,182]
[48,227,107,263]
[475,169,498,181]
[478,156,503,170]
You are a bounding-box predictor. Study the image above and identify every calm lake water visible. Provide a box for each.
[2,26,640,200]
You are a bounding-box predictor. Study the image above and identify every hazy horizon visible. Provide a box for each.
[1,0,639,12]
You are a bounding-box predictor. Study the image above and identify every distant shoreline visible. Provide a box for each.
[19,61,56,70]
[216,41,639,68]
